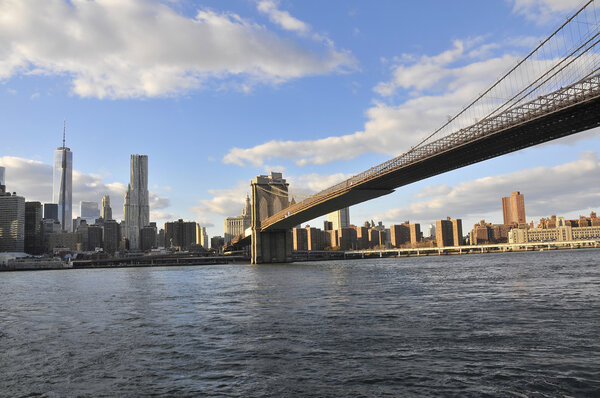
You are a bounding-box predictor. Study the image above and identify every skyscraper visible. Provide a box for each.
[502,191,526,225]
[197,225,209,249]
[52,123,73,231]
[327,207,350,230]
[102,195,112,220]
[0,189,25,252]
[123,154,149,250]
[24,201,43,254]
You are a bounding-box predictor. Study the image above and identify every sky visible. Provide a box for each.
[2,0,600,240]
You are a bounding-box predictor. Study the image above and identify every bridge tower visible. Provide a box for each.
[250,172,292,264]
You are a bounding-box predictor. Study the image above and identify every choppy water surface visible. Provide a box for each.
[1,250,600,397]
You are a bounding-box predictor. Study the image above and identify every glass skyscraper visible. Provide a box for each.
[53,138,73,232]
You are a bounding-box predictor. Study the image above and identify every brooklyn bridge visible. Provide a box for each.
[232,0,600,263]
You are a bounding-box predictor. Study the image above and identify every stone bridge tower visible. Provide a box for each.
[250,172,292,264]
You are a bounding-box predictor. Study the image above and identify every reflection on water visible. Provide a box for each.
[1,250,599,397]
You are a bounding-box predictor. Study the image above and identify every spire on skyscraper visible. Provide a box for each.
[62,118,66,149]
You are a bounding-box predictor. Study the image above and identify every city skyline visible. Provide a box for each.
[2,0,600,239]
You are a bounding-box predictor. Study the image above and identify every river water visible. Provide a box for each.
[1,250,599,397]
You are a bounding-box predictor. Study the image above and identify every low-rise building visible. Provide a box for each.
[509,223,600,244]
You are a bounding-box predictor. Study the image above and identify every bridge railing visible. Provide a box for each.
[260,73,600,230]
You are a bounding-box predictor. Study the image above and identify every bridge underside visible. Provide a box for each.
[263,95,600,231]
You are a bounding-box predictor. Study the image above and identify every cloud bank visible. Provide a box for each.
[0,0,354,99]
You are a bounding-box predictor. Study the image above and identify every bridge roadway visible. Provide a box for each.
[260,74,600,232]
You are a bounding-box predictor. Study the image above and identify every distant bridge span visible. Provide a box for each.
[261,74,600,231]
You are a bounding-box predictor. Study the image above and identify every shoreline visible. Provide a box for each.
[3,241,598,271]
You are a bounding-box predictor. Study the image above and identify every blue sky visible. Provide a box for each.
[2,0,600,239]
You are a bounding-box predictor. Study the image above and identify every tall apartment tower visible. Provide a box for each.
[327,207,350,230]
[24,201,43,254]
[502,191,526,225]
[102,195,112,220]
[0,179,25,253]
[52,123,73,232]
[197,225,209,249]
[123,154,149,250]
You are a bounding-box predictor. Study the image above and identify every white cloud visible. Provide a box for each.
[0,0,355,99]
[223,31,598,168]
[377,151,600,227]
[509,0,584,23]
[191,180,249,219]
[257,1,308,34]
[0,156,170,221]
[223,39,521,167]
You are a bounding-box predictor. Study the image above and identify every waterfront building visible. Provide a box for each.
[76,220,89,250]
[164,219,196,250]
[140,225,157,251]
[502,191,526,225]
[368,228,380,247]
[41,218,62,253]
[197,225,209,249]
[337,227,357,250]
[390,223,411,247]
[292,227,308,251]
[88,225,103,251]
[327,207,350,231]
[48,232,81,252]
[24,201,43,254]
[123,154,150,250]
[306,226,325,251]
[158,228,165,248]
[353,225,369,250]
[80,201,100,224]
[509,223,600,244]
[103,220,121,254]
[435,218,454,248]
[0,166,4,192]
[471,220,512,245]
[0,191,25,252]
[224,194,251,243]
[410,223,422,245]
[44,203,59,222]
[101,195,112,221]
[324,229,338,248]
[452,218,463,246]
[210,236,224,251]
[53,131,73,232]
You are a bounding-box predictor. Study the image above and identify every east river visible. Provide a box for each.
[1,249,599,397]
